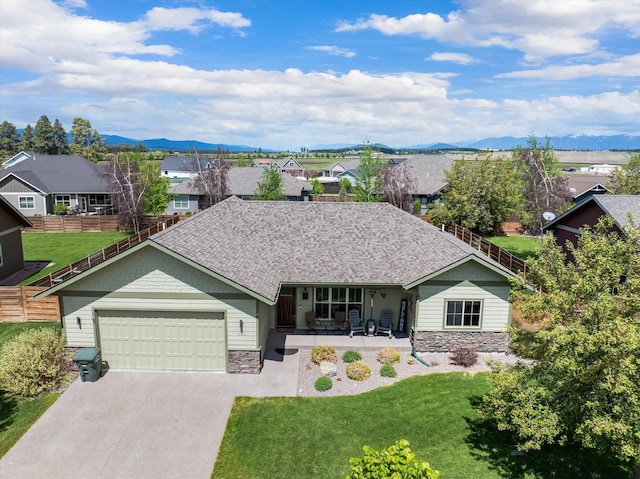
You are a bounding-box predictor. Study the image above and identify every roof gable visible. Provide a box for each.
[0,195,32,229]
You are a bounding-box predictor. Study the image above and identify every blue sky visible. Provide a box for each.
[1,0,639,150]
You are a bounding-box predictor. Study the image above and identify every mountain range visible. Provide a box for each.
[101,134,640,153]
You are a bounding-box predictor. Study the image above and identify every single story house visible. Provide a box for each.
[0,195,32,282]
[542,194,640,257]
[36,198,517,374]
[165,167,311,214]
[0,153,111,216]
[402,155,457,214]
[565,175,610,204]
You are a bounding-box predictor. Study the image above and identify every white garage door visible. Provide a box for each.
[97,310,226,371]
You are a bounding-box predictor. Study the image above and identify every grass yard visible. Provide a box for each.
[212,373,632,479]
[0,322,61,458]
[21,231,131,284]
[486,235,542,260]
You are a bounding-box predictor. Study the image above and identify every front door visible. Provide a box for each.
[276,288,296,331]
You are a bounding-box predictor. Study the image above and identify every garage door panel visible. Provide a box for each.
[98,310,226,371]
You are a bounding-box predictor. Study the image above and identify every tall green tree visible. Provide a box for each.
[610,153,640,195]
[481,217,640,478]
[141,161,171,215]
[70,118,106,162]
[311,178,324,195]
[0,121,20,160]
[253,165,284,200]
[33,115,55,154]
[429,154,520,235]
[354,141,383,202]
[52,119,68,154]
[20,124,34,151]
[513,135,571,235]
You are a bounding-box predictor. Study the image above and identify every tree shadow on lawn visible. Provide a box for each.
[464,396,633,479]
[0,392,17,434]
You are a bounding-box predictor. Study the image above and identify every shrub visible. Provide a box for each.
[376,347,400,364]
[346,360,371,381]
[380,364,397,378]
[314,376,332,392]
[450,347,478,367]
[347,439,439,479]
[311,345,337,364]
[0,328,67,398]
[342,350,362,363]
[53,203,68,215]
[185,211,192,217]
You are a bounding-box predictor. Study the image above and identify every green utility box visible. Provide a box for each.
[73,347,102,382]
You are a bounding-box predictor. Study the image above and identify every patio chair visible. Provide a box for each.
[348,309,365,337]
[305,311,319,335]
[376,310,394,338]
[330,311,347,335]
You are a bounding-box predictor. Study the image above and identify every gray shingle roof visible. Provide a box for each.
[593,195,640,229]
[151,198,513,302]
[0,154,107,193]
[402,155,456,195]
[169,167,311,197]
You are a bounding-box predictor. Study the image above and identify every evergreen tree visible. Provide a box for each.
[52,119,68,154]
[20,124,34,151]
[0,121,21,160]
[253,165,284,200]
[33,115,55,154]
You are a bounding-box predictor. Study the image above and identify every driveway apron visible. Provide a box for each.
[0,344,298,479]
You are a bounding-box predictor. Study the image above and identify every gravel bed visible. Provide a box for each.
[296,347,523,397]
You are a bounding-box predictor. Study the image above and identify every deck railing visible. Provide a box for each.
[445,223,529,279]
[28,216,180,289]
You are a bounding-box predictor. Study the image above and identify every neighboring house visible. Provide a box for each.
[322,159,359,178]
[565,175,610,203]
[542,194,640,257]
[579,163,620,175]
[254,157,305,177]
[165,167,311,213]
[0,195,32,282]
[0,153,111,216]
[161,156,213,179]
[36,199,517,374]
[402,155,457,214]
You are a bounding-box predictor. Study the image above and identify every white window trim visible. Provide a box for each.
[173,195,190,209]
[19,196,35,209]
[314,287,363,320]
[443,299,483,329]
[88,194,112,206]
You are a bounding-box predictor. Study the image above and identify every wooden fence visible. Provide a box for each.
[445,223,529,278]
[26,215,121,232]
[28,216,180,289]
[0,286,60,322]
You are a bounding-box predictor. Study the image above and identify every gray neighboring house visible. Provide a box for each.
[161,156,214,179]
[0,152,111,216]
[0,195,32,282]
[166,167,311,214]
[36,198,517,374]
[401,155,457,214]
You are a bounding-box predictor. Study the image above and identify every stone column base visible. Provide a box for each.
[415,331,509,352]
[228,350,262,374]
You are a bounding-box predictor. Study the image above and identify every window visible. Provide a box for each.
[19,196,35,209]
[445,300,482,327]
[88,194,112,206]
[173,195,189,209]
[314,287,363,319]
[55,195,71,206]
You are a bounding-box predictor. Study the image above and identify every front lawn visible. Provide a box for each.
[486,235,542,260]
[212,373,632,478]
[21,231,131,284]
[0,321,61,458]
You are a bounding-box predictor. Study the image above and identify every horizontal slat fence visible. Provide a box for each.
[0,286,60,322]
[26,215,121,232]
[28,216,180,289]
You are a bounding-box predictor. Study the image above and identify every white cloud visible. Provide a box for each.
[336,0,640,62]
[498,53,640,80]
[306,45,356,58]
[143,7,250,34]
[428,52,478,64]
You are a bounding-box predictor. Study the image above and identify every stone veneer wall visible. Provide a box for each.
[228,350,262,374]
[415,331,509,352]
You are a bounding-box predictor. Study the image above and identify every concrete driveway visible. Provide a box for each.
[0,343,299,479]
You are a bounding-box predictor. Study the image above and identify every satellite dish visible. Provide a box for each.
[543,211,556,222]
[569,187,576,194]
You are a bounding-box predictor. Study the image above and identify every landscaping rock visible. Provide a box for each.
[319,361,337,377]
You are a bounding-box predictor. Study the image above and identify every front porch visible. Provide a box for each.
[267,328,412,351]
